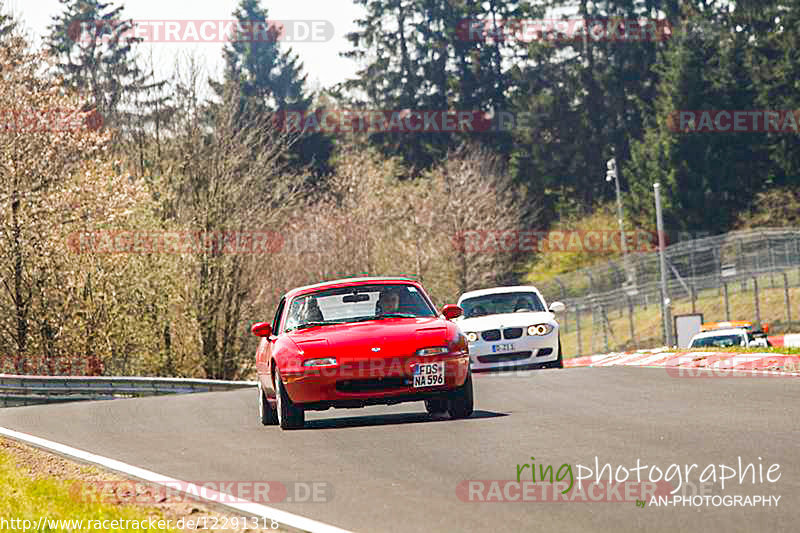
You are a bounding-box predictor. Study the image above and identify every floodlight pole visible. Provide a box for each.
[607,157,633,285]
[654,182,672,346]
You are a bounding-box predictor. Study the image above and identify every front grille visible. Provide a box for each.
[503,327,523,339]
[476,351,533,363]
[481,329,501,341]
[336,377,411,393]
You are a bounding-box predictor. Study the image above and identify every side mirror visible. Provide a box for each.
[549,301,566,313]
[251,322,272,337]
[441,304,463,320]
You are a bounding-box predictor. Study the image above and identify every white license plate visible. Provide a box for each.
[413,362,444,388]
[491,343,515,353]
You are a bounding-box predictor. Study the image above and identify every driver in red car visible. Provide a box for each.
[377,289,401,315]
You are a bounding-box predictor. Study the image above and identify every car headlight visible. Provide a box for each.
[466,332,479,343]
[302,357,337,367]
[527,324,554,336]
[416,346,449,357]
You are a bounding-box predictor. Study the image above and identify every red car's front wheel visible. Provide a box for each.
[425,398,448,415]
[447,371,474,419]
[275,369,305,430]
[258,382,277,426]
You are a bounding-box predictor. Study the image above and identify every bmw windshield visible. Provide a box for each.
[460,292,545,319]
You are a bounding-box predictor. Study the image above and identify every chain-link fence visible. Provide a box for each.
[535,228,800,356]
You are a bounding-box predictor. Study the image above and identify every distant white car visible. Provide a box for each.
[455,286,565,371]
[688,322,771,349]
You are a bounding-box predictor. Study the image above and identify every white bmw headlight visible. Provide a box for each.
[466,332,479,343]
[527,324,554,336]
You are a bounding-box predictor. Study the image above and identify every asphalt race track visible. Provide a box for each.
[1,367,798,532]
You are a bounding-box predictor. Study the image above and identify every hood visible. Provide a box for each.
[288,317,454,361]
[455,311,556,333]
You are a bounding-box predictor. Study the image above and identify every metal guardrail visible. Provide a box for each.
[0,375,257,407]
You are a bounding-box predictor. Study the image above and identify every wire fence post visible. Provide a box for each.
[783,271,792,326]
[555,278,567,332]
[627,294,635,348]
[575,304,583,356]
[723,281,730,321]
[753,276,761,326]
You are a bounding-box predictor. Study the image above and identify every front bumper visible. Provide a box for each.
[467,332,559,371]
[282,354,470,407]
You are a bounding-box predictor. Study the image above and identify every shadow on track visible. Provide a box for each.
[303,409,507,430]
[472,364,561,374]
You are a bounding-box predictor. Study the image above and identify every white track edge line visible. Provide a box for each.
[0,427,354,533]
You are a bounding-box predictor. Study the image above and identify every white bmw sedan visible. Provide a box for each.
[455,286,565,371]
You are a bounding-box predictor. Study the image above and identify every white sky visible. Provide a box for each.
[7,0,366,91]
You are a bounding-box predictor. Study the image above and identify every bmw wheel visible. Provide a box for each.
[553,338,564,368]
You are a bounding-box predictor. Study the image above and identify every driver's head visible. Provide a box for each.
[380,290,400,313]
[514,297,529,311]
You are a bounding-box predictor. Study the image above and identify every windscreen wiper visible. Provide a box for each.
[347,314,417,322]
[288,321,337,331]
[373,313,418,319]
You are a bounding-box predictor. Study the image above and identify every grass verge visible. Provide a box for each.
[0,437,284,532]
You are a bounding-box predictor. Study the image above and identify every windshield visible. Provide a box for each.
[284,283,435,331]
[690,334,746,348]
[460,292,545,318]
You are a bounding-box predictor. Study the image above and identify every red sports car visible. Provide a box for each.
[251,277,473,429]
